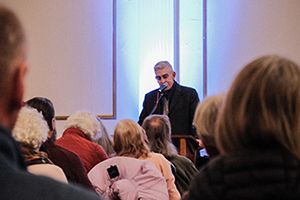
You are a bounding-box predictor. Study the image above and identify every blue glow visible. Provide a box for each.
[179,0,204,101]
[138,0,174,111]
[118,0,204,112]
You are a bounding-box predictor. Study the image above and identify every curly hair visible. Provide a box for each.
[64,110,100,140]
[12,106,49,150]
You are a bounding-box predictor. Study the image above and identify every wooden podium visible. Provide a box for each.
[171,135,200,165]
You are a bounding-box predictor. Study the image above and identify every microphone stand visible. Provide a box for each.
[150,92,164,115]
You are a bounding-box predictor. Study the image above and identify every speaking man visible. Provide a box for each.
[138,61,200,140]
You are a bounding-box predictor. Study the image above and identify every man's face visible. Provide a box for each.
[155,67,176,91]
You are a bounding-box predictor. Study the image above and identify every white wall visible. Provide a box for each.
[3,0,300,137]
[207,0,300,96]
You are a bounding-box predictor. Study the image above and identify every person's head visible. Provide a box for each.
[113,119,149,159]
[64,110,100,141]
[154,61,176,91]
[216,55,300,160]
[26,97,57,142]
[142,114,177,158]
[193,94,224,157]
[12,106,49,150]
[0,4,27,130]
[93,116,115,157]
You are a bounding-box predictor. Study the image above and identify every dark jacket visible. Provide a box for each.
[182,148,300,200]
[40,138,95,191]
[167,155,198,195]
[0,125,103,200]
[138,81,199,137]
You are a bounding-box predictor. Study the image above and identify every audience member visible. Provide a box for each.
[93,116,115,157]
[138,61,200,139]
[26,97,95,191]
[113,119,181,200]
[12,106,68,183]
[0,3,103,199]
[182,55,300,200]
[88,156,169,200]
[193,94,224,168]
[142,114,198,195]
[56,110,108,173]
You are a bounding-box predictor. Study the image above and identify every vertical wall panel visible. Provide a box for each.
[179,0,204,100]
[138,0,174,111]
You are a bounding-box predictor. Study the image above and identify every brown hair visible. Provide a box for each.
[113,119,149,158]
[142,114,178,158]
[216,55,300,159]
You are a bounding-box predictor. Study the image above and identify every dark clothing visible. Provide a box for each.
[182,148,300,200]
[138,81,199,137]
[0,125,103,200]
[167,155,198,195]
[40,138,95,191]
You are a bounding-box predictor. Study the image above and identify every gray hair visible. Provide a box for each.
[64,110,100,140]
[154,61,173,72]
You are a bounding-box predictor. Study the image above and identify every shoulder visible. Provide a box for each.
[171,155,195,165]
[144,89,159,98]
[169,155,198,171]
[27,164,68,183]
[177,83,198,94]
[148,152,170,164]
[93,143,106,152]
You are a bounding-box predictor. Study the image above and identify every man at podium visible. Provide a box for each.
[138,61,201,163]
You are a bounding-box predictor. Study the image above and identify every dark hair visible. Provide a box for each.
[26,97,55,131]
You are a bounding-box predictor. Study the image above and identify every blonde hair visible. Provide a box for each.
[193,94,224,147]
[64,110,100,140]
[12,106,49,150]
[216,55,300,159]
[113,119,149,158]
[142,114,178,157]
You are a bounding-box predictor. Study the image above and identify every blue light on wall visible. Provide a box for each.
[179,0,204,101]
[138,0,175,111]
[116,0,205,113]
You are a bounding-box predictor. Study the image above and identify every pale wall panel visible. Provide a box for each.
[4,0,114,118]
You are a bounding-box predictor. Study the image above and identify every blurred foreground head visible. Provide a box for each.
[0,4,27,130]
[216,55,300,159]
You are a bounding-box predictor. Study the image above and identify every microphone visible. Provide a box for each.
[158,83,169,93]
